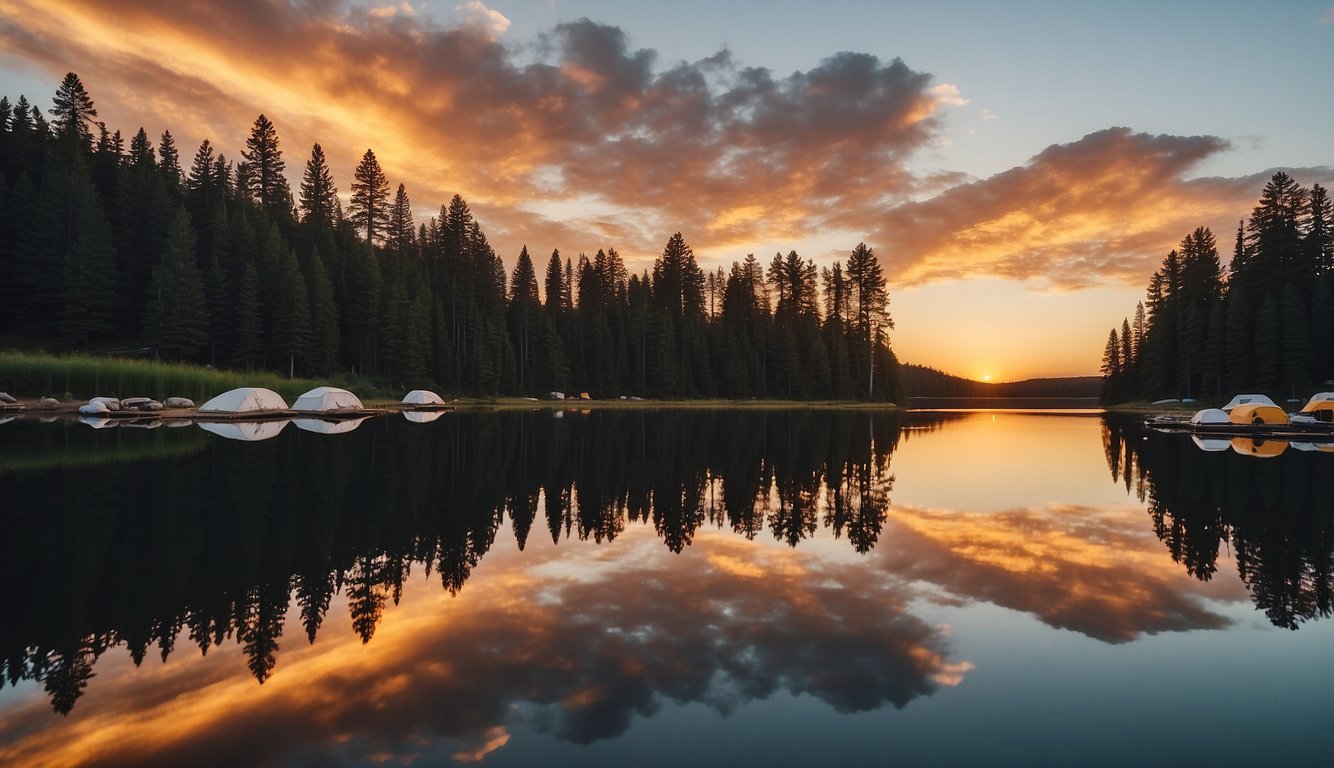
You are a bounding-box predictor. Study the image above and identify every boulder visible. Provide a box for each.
[90,396,121,411]
[79,401,111,415]
[164,397,195,408]
[38,397,59,409]
[0,392,17,404]
[119,397,152,409]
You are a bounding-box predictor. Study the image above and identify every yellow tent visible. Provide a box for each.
[1231,436,1288,458]
[1229,403,1288,425]
[1300,392,1334,421]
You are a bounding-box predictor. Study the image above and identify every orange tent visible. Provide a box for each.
[1229,403,1288,425]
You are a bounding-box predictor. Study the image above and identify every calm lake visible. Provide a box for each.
[2,408,1332,766]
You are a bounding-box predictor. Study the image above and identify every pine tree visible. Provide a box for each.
[509,245,541,390]
[386,183,414,256]
[145,208,208,359]
[1306,184,1333,274]
[157,130,182,192]
[298,143,337,229]
[1247,171,1308,295]
[242,114,291,216]
[845,242,891,397]
[49,72,97,153]
[1100,328,1122,403]
[348,148,389,244]
[128,128,154,167]
[186,140,219,215]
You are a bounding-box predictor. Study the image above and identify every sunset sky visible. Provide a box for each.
[1,0,1331,379]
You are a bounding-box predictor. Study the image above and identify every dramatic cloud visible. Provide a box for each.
[0,0,943,269]
[0,2,1322,288]
[869,128,1334,288]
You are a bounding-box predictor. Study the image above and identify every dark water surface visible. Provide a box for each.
[1,409,1332,766]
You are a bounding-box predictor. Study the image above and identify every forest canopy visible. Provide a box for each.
[1100,171,1333,404]
[0,73,904,401]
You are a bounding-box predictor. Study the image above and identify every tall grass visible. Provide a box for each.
[0,351,393,402]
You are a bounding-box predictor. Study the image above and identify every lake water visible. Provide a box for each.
[1,408,1332,767]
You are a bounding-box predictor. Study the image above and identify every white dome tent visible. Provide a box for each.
[402,389,445,407]
[1189,408,1229,425]
[292,386,363,413]
[199,387,289,413]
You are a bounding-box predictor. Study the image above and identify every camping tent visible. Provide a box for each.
[1300,392,1334,421]
[403,389,445,406]
[294,417,368,435]
[1231,436,1287,458]
[199,387,289,413]
[1229,403,1288,425]
[199,420,288,442]
[1189,408,1229,425]
[1220,394,1278,412]
[292,386,363,412]
[403,410,444,424]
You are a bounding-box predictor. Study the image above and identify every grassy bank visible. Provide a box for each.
[0,351,393,403]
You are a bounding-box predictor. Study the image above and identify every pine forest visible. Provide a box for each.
[1100,171,1334,404]
[0,73,905,402]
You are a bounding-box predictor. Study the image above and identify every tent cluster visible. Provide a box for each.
[75,385,452,439]
[1187,391,1334,429]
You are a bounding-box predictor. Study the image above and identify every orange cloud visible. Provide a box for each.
[867,128,1334,289]
[0,0,942,270]
[2,3,1325,287]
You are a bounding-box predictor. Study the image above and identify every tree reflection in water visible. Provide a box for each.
[1102,415,1334,629]
[0,409,945,715]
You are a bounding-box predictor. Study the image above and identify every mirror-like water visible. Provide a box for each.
[1,409,1332,767]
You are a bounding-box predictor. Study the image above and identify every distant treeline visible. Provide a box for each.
[901,363,1100,399]
[1100,172,1333,403]
[0,73,903,401]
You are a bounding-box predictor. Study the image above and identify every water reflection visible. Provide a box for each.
[0,409,945,717]
[2,409,1331,765]
[0,536,970,767]
[1103,415,1334,629]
